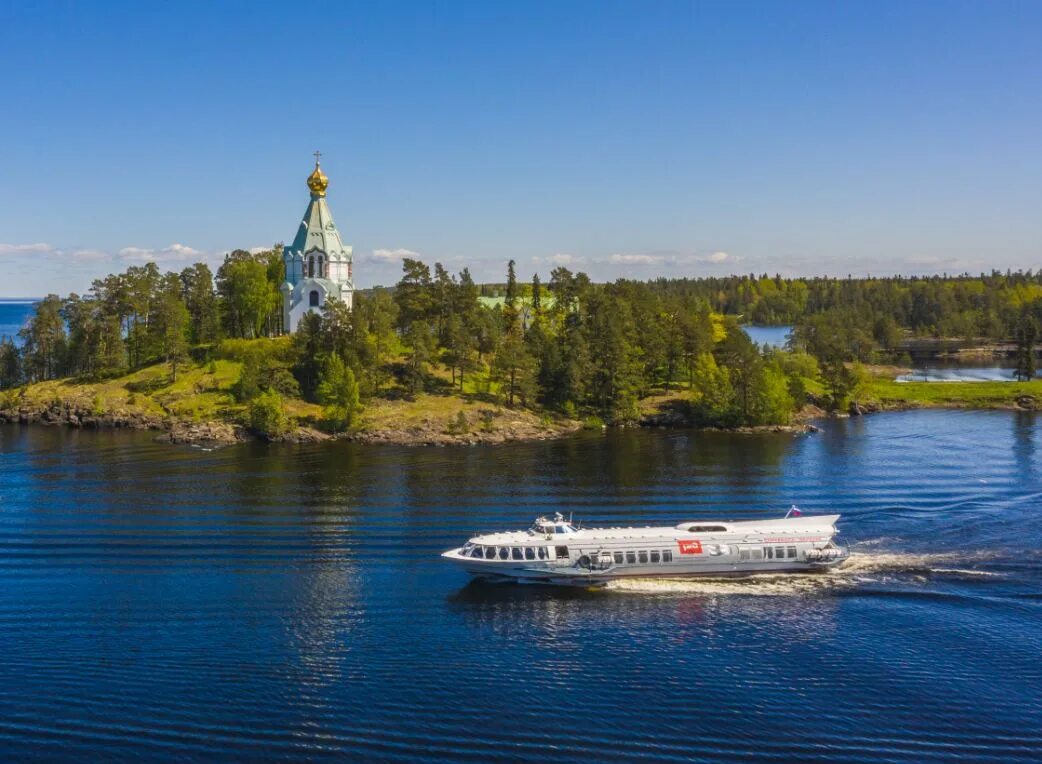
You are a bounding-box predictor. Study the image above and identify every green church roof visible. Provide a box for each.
[287,194,351,260]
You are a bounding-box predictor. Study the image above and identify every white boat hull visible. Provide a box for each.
[442,512,849,586]
[442,548,847,586]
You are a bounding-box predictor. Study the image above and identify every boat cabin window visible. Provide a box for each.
[739,548,764,561]
[525,548,535,560]
[650,551,661,563]
[498,547,509,560]
[511,548,523,560]
[663,550,673,562]
[765,547,773,559]
[788,546,797,558]
[688,525,727,533]
[484,547,496,559]
[555,546,569,559]
[626,551,636,564]
[613,552,624,564]
[638,551,648,563]
[538,547,547,559]
[470,546,484,558]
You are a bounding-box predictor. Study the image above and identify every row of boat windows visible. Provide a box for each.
[465,545,675,564]
[738,546,800,561]
[466,544,800,563]
[612,550,673,564]
[468,546,551,560]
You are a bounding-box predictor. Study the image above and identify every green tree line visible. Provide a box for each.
[644,271,1042,339]
[2,248,284,386]
[8,258,1042,428]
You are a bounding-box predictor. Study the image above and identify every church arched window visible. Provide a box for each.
[307,256,314,278]
[309,290,320,307]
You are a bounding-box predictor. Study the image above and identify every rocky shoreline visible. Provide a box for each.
[19,390,1036,448]
[0,399,585,447]
[0,397,823,447]
[0,401,251,445]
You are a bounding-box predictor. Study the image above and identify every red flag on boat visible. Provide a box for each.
[786,505,802,518]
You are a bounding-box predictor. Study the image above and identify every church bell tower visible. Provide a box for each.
[281,153,355,332]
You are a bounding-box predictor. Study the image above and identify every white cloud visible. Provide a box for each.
[672,250,739,265]
[368,247,420,263]
[118,243,204,263]
[607,253,666,265]
[0,242,56,256]
[534,253,587,266]
[117,246,154,261]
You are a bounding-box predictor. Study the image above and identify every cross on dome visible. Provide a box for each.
[306,152,328,198]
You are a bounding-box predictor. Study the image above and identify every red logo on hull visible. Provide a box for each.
[678,540,703,555]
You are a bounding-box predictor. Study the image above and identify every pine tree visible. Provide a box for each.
[356,290,398,393]
[0,338,20,389]
[291,311,325,400]
[1014,314,1038,382]
[394,259,434,332]
[403,320,435,395]
[493,325,536,407]
[317,353,361,431]
[179,263,220,345]
[19,295,67,381]
[216,251,275,339]
[504,259,519,328]
[155,273,189,381]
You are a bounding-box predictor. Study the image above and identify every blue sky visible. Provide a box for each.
[1,1,1040,296]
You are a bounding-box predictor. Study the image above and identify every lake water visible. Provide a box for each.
[743,324,792,348]
[0,301,34,344]
[1,413,1040,761]
[743,325,1039,381]
[896,366,1023,383]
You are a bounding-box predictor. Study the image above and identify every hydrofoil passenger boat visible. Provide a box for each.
[441,510,847,585]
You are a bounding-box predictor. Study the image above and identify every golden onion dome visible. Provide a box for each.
[307,156,328,198]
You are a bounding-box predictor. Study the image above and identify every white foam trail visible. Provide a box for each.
[927,568,1001,578]
[603,551,1000,596]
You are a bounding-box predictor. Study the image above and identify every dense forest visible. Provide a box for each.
[3,254,1041,432]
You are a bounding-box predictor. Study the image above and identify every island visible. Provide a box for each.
[4,255,1041,446]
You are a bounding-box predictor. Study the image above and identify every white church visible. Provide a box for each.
[281,154,355,332]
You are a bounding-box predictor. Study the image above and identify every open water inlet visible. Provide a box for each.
[602,549,1003,596]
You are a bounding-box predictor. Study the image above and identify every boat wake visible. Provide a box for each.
[603,550,1001,597]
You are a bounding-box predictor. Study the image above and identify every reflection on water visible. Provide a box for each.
[1,412,1042,760]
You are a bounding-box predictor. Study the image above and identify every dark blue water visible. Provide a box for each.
[1,412,1040,761]
[0,301,34,343]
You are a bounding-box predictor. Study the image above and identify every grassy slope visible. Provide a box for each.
[6,359,323,424]
[9,353,1039,440]
[4,353,566,439]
